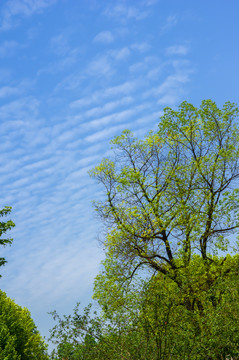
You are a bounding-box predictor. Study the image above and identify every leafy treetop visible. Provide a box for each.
[90,100,239,284]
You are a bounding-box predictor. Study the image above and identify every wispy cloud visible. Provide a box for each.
[142,0,159,5]
[86,55,114,77]
[0,79,31,98]
[0,96,39,122]
[129,56,163,80]
[55,45,131,85]
[0,85,21,98]
[86,47,131,76]
[131,42,151,53]
[104,3,149,21]
[82,104,149,134]
[93,31,114,44]
[161,15,178,32]
[0,40,19,57]
[36,32,83,75]
[69,80,139,108]
[0,0,57,30]
[38,48,81,75]
[142,58,193,106]
[84,124,126,143]
[50,34,71,56]
[83,97,133,118]
[166,45,189,56]
[110,47,130,61]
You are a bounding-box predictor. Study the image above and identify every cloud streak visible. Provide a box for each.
[0,0,57,30]
[94,31,114,44]
[104,3,149,21]
[166,45,189,56]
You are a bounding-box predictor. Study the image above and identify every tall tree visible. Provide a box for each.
[90,100,239,286]
[49,100,239,360]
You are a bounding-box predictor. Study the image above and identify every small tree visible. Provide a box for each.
[0,290,48,359]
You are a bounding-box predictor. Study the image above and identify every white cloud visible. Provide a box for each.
[141,60,193,108]
[142,0,159,5]
[134,111,162,126]
[70,80,138,108]
[86,47,130,77]
[161,15,178,32]
[157,94,179,106]
[102,80,139,98]
[86,55,113,77]
[82,109,137,132]
[38,48,81,75]
[50,34,70,56]
[166,45,188,56]
[0,0,57,30]
[0,79,30,99]
[83,103,150,140]
[110,47,130,61]
[129,56,163,79]
[0,40,18,57]
[129,62,146,73]
[0,96,40,121]
[0,86,21,98]
[84,96,133,118]
[147,66,162,80]
[104,3,149,21]
[154,73,190,95]
[54,71,84,91]
[93,31,114,44]
[131,42,150,53]
[85,124,126,143]
[36,33,83,75]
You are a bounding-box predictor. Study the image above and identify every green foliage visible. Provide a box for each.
[50,100,239,359]
[0,206,15,269]
[48,303,115,360]
[90,99,239,280]
[49,256,239,359]
[0,290,48,359]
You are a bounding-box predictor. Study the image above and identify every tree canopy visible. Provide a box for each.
[0,290,48,360]
[90,100,239,282]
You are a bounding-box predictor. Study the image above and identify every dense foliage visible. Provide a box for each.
[49,100,239,360]
[0,290,48,360]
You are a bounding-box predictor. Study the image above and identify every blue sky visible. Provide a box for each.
[0,0,239,344]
